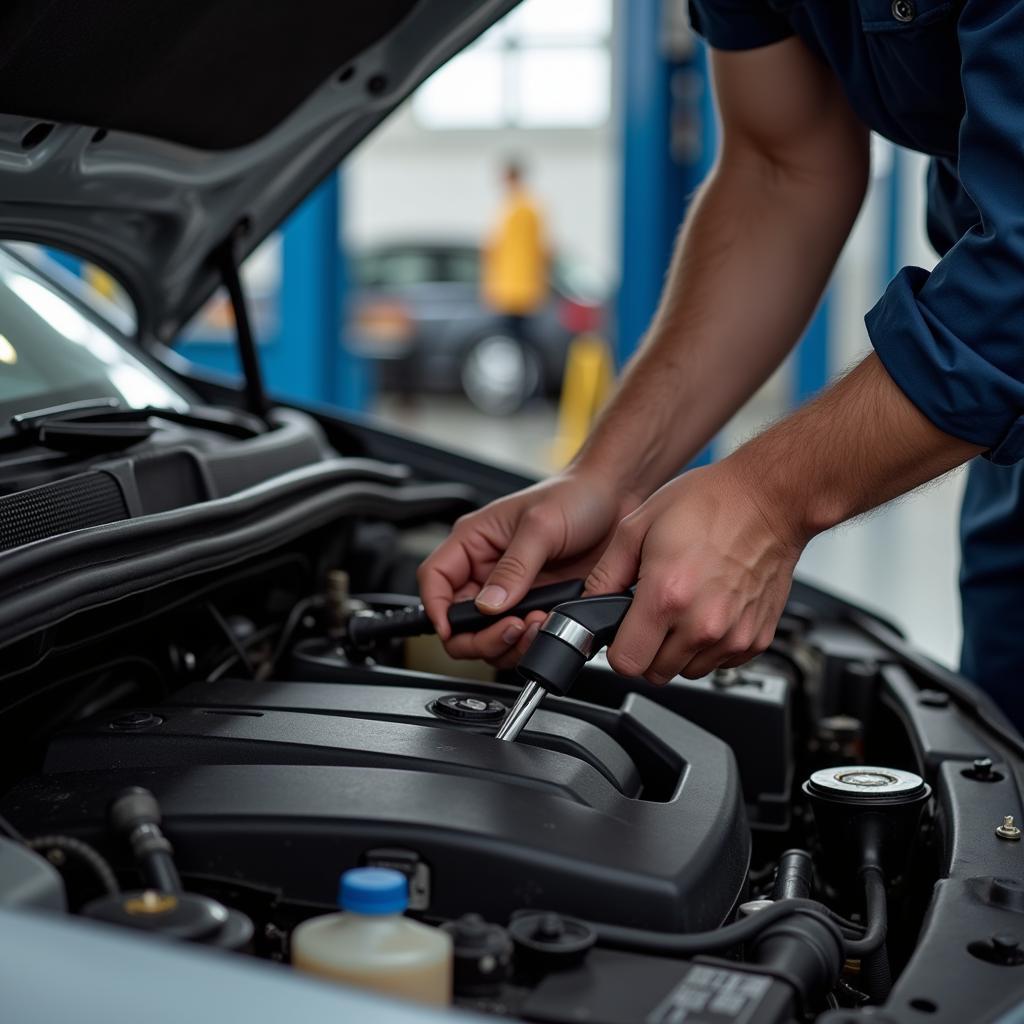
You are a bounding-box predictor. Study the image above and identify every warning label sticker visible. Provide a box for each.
[646,965,773,1024]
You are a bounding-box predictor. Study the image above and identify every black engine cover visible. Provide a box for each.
[3,678,749,931]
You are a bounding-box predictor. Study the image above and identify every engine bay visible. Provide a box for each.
[1,450,1023,1024]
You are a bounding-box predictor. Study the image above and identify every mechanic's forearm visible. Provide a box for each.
[572,151,864,500]
[728,353,983,544]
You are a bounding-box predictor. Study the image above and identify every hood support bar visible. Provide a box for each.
[215,229,269,421]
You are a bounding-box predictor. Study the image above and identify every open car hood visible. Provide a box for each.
[0,0,516,342]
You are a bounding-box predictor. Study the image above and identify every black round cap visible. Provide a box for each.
[82,890,227,941]
[441,914,513,995]
[429,694,508,725]
[509,911,595,972]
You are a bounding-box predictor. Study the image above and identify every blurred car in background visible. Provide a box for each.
[347,240,606,414]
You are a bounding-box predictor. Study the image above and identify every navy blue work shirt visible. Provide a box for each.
[688,0,1024,464]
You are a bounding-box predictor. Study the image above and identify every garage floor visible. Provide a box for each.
[375,394,965,669]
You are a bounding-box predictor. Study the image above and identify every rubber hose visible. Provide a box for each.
[844,866,888,957]
[26,835,119,896]
[588,901,840,957]
[860,941,893,1002]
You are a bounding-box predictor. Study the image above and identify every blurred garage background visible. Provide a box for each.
[148,0,959,667]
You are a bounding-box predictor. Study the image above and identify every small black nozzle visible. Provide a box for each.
[109,786,162,834]
[109,787,181,893]
[346,606,431,649]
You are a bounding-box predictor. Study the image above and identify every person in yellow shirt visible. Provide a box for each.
[481,161,549,345]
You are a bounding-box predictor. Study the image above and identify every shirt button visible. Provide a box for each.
[891,0,916,21]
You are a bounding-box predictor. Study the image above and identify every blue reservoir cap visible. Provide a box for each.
[339,867,408,915]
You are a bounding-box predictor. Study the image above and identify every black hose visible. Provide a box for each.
[860,942,893,1001]
[267,594,324,674]
[144,849,182,894]
[844,866,888,957]
[783,898,865,940]
[587,900,838,957]
[772,849,814,901]
[584,893,870,960]
[25,835,119,896]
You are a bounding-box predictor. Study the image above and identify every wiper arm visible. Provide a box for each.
[10,397,123,430]
[2,399,267,456]
[4,397,149,454]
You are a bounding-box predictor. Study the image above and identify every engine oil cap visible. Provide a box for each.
[429,694,507,725]
[805,766,927,804]
[109,711,163,731]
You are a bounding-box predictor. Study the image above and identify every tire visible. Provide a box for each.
[459,333,542,415]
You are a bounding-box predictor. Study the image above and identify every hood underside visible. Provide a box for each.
[0,0,518,342]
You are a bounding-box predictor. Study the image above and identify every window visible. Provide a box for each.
[358,249,441,289]
[356,247,483,288]
[413,0,611,130]
[0,245,189,420]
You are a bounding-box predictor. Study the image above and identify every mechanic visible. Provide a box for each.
[481,159,549,352]
[419,1,1024,728]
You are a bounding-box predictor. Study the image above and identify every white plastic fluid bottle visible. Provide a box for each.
[291,867,453,1006]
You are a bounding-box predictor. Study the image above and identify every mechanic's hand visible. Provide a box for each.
[583,460,805,683]
[418,468,641,668]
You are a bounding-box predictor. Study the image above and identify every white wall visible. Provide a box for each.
[344,103,619,287]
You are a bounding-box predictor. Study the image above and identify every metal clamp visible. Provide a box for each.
[540,611,596,659]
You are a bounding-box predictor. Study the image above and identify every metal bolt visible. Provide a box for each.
[712,667,741,688]
[536,914,565,941]
[892,0,916,22]
[123,889,178,916]
[996,815,1022,841]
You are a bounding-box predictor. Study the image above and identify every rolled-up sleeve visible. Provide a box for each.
[687,0,793,51]
[866,2,1024,465]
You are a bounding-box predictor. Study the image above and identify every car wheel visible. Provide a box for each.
[460,334,542,415]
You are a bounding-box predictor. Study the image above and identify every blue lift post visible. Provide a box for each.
[174,171,370,411]
[618,1,835,431]
[616,0,717,466]
[279,172,370,411]
[794,297,832,406]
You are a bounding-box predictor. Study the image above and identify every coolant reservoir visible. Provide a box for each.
[291,867,453,1006]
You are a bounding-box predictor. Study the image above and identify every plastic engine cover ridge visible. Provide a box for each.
[2,683,750,933]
